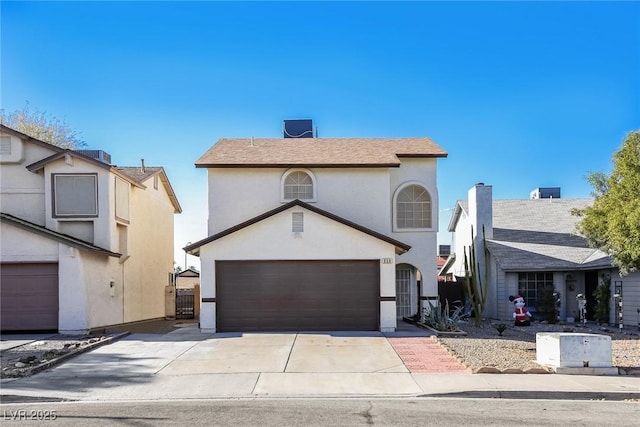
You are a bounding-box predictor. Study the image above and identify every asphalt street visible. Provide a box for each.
[1,398,639,426]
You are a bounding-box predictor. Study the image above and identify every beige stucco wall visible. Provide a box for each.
[176,276,200,289]
[198,205,399,333]
[123,173,176,322]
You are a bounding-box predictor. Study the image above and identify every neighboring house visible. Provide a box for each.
[176,267,200,289]
[0,125,181,334]
[443,183,640,327]
[437,245,453,282]
[185,120,447,332]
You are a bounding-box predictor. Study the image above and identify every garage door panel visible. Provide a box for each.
[216,260,379,332]
[1,263,59,331]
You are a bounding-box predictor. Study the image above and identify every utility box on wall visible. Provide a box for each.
[165,286,176,320]
[536,333,612,368]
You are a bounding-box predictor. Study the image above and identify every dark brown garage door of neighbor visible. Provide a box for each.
[1,263,59,332]
[216,260,380,332]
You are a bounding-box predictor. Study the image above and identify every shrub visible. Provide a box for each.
[594,274,611,324]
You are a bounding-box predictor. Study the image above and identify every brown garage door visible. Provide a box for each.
[1,263,59,332]
[216,260,379,332]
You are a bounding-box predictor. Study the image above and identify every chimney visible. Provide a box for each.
[467,183,492,296]
[140,158,145,173]
[468,182,493,244]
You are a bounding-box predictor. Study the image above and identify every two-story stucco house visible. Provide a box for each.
[443,183,640,326]
[0,124,181,334]
[185,120,447,333]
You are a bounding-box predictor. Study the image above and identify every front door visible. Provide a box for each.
[395,267,412,318]
[585,271,598,321]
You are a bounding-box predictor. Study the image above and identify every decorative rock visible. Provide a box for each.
[14,362,26,368]
[474,366,502,374]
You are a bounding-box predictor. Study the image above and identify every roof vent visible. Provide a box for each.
[75,150,112,165]
[530,187,561,199]
[283,119,315,138]
[438,245,451,256]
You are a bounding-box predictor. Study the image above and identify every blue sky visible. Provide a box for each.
[2,1,639,269]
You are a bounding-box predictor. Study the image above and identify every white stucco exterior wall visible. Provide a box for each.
[0,132,59,225]
[198,205,399,332]
[390,158,440,308]
[1,132,179,332]
[0,224,59,263]
[207,167,392,234]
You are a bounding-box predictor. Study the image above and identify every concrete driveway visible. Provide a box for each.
[1,325,423,399]
[161,331,408,375]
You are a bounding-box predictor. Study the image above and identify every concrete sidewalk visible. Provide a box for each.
[1,325,638,403]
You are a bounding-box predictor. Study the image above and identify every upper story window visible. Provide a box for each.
[395,184,432,229]
[115,177,130,222]
[281,169,316,201]
[52,173,98,217]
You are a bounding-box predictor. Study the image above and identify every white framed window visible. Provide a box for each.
[52,174,98,217]
[115,177,130,222]
[394,183,432,229]
[281,169,316,201]
[518,272,554,309]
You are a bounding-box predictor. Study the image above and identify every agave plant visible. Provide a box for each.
[422,298,463,332]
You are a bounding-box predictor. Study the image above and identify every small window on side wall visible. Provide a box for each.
[53,174,98,217]
[282,169,315,201]
[396,184,432,229]
[115,177,130,222]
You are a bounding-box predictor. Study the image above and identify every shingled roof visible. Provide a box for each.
[452,199,612,271]
[116,166,182,214]
[195,137,447,168]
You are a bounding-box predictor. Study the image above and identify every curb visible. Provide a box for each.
[2,331,129,379]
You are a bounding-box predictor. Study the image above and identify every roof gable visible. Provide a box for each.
[184,200,411,255]
[116,167,182,213]
[195,137,447,168]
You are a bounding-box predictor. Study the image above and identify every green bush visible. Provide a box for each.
[593,274,611,324]
[536,286,559,323]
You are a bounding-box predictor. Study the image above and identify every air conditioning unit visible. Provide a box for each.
[76,150,112,165]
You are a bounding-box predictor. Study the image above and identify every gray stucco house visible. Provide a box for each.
[442,184,639,326]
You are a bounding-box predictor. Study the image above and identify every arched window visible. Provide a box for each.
[283,170,314,200]
[396,184,432,229]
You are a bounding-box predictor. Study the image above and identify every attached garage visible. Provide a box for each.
[186,200,412,333]
[216,260,380,332]
[1,263,59,332]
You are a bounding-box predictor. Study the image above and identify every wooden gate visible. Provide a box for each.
[176,288,195,319]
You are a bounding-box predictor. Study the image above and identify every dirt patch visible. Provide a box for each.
[1,334,123,379]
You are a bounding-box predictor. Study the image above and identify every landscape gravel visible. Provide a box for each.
[437,320,640,373]
[1,334,116,378]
